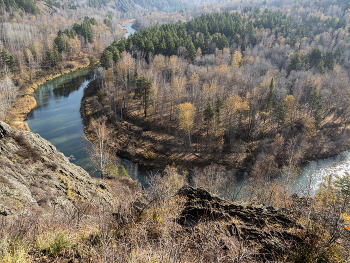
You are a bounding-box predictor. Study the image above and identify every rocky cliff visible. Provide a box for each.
[0,121,115,216]
[176,186,305,259]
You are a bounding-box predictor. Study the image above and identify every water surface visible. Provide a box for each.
[26,69,93,172]
[293,151,350,195]
[123,23,136,38]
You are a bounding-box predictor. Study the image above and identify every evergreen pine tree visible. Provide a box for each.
[287,53,302,76]
[316,60,326,74]
[204,101,215,124]
[186,40,196,61]
[88,56,99,76]
[100,50,113,69]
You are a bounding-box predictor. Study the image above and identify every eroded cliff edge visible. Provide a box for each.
[0,121,115,215]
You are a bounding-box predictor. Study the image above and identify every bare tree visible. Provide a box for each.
[0,74,18,121]
[84,117,111,178]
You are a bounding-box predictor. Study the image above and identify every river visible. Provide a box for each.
[26,23,150,185]
[25,23,349,193]
[123,22,136,38]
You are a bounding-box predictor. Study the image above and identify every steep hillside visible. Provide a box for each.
[0,121,115,215]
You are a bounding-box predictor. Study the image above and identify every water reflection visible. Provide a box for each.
[25,68,150,182]
[26,69,94,173]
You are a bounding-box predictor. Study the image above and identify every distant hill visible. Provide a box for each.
[88,0,189,11]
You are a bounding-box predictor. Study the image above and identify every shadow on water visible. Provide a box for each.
[26,69,94,173]
[26,67,151,184]
[25,23,153,185]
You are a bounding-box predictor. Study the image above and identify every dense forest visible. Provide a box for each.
[0,0,39,14]
[86,0,350,178]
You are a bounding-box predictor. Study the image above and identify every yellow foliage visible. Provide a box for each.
[189,72,199,84]
[168,55,179,74]
[178,102,194,131]
[152,54,166,71]
[284,95,297,124]
[231,51,242,67]
[226,94,250,118]
[196,47,202,57]
[31,42,41,61]
[342,212,350,230]
[164,166,186,193]
[143,151,155,160]
[215,65,229,79]
[25,48,33,61]
[277,36,285,44]
[315,174,337,207]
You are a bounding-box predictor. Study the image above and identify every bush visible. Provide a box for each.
[45,163,58,171]
[49,233,71,256]
[96,89,104,104]
[65,63,75,69]
[13,133,41,162]
[119,165,129,177]
[143,151,155,160]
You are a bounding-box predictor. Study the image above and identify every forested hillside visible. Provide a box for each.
[0,2,128,124]
[87,0,225,11]
[86,0,350,177]
[0,0,39,14]
[88,0,188,11]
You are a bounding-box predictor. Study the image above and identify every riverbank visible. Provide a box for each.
[80,80,350,173]
[6,56,90,131]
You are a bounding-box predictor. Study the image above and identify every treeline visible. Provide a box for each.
[88,0,111,9]
[107,10,292,62]
[102,8,348,65]
[93,4,350,175]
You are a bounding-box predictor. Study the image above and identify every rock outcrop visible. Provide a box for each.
[177,186,304,258]
[0,121,115,215]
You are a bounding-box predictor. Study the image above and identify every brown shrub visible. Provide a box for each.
[13,132,41,162]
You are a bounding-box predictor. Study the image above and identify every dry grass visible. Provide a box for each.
[1,166,349,262]
[0,168,258,263]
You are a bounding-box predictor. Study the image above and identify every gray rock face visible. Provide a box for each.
[0,121,115,215]
[0,121,13,139]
